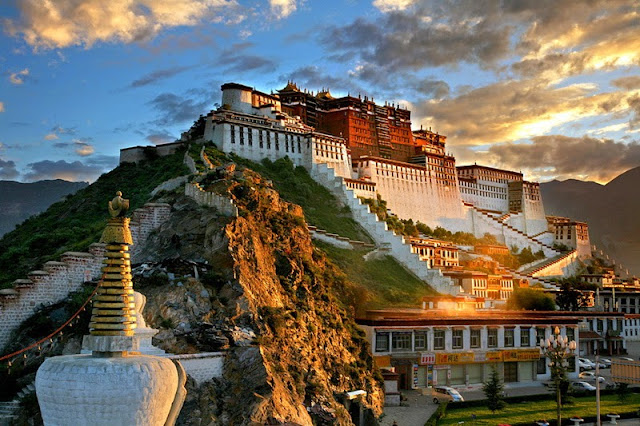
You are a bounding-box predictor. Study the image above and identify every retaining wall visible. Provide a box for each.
[184,183,239,217]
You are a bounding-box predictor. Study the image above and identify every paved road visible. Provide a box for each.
[379,390,438,426]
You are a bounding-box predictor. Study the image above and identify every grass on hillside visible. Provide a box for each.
[314,240,437,312]
[231,154,372,243]
[0,150,189,288]
[440,393,640,425]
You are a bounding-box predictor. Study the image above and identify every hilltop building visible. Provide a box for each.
[120,81,594,290]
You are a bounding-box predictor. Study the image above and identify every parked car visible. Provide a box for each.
[599,358,612,368]
[579,371,606,382]
[577,358,594,371]
[570,381,597,393]
[431,386,464,404]
[617,357,634,362]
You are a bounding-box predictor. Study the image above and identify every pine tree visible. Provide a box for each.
[482,368,506,413]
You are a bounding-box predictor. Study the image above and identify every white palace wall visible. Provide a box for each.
[0,203,171,352]
[355,159,470,233]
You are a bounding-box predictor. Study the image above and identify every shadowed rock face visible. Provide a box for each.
[540,166,640,275]
[135,164,383,425]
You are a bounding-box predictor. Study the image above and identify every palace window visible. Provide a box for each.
[239,127,244,145]
[259,130,264,148]
[488,328,498,348]
[392,332,412,352]
[470,329,481,348]
[536,327,546,345]
[520,328,530,347]
[504,328,514,347]
[434,329,445,350]
[375,332,389,352]
[414,332,427,350]
[230,125,235,143]
[452,329,463,349]
[247,128,252,146]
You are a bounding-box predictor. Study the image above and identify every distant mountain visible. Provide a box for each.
[0,180,88,237]
[540,166,640,275]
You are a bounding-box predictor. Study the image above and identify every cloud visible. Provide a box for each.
[373,0,416,12]
[23,159,99,182]
[0,102,4,112]
[130,65,194,88]
[148,92,212,125]
[413,78,640,146]
[480,135,640,183]
[44,133,58,141]
[145,131,176,145]
[321,11,513,70]
[613,76,640,91]
[0,158,19,180]
[269,0,297,19]
[51,125,76,135]
[73,138,94,156]
[9,68,29,85]
[5,0,241,50]
[223,54,277,73]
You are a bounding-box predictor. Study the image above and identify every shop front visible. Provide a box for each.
[406,348,540,388]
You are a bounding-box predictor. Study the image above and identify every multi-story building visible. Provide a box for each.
[575,311,627,356]
[409,237,459,268]
[547,216,591,259]
[278,82,416,162]
[357,309,580,390]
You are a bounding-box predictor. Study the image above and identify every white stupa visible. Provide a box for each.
[35,192,186,426]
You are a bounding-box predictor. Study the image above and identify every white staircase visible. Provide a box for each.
[310,163,460,295]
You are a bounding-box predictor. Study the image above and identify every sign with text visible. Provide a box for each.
[436,352,474,365]
[420,353,436,365]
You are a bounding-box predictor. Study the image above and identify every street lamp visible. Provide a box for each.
[540,326,577,426]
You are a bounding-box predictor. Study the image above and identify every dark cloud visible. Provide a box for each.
[409,78,450,99]
[224,54,277,73]
[130,65,194,88]
[613,76,640,90]
[483,135,640,182]
[23,159,100,182]
[321,11,512,71]
[146,131,176,145]
[0,158,19,180]
[86,155,118,169]
[148,92,212,126]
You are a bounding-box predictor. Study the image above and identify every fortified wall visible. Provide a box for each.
[0,203,171,352]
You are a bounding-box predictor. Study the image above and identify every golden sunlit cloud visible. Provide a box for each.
[5,0,240,49]
[269,0,298,19]
[0,102,4,113]
[373,0,416,12]
[44,133,58,140]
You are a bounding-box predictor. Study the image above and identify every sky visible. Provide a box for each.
[0,0,639,184]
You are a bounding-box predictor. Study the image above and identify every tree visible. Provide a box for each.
[616,382,629,402]
[482,368,506,413]
[556,281,589,311]
[506,288,556,311]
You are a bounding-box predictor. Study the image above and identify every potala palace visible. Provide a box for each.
[120,82,595,298]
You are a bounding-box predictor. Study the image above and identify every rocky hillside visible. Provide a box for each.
[130,160,383,423]
[541,166,640,275]
[0,179,88,237]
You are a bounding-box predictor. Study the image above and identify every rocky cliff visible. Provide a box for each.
[134,163,384,424]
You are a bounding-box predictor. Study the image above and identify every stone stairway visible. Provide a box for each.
[471,206,559,257]
[310,163,460,295]
[0,382,35,425]
[457,247,559,290]
[519,249,579,278]
[0,400,19,426]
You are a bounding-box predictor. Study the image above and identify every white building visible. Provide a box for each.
[357,309,580,391]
